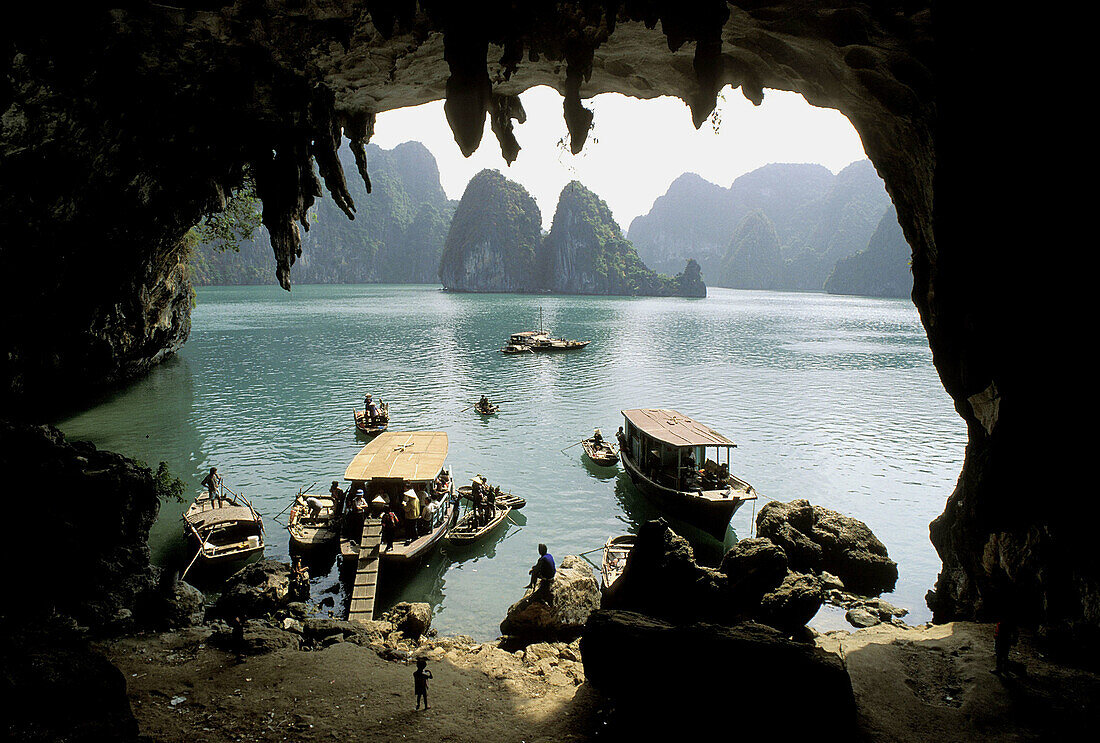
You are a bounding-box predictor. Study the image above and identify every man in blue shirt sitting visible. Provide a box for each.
[527,543,556,590]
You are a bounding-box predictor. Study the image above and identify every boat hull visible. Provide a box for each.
[617,437,747,540]
[447,506,511,545]
[601,535,636,592]
[582,439,619,467]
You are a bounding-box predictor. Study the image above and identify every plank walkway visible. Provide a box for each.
[347,517,382,623]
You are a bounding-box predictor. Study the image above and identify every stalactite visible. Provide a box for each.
[690,37,724,128]
[490,93,525,165]
[563,65,593,155]
[345,111,376,195]
[443,31,491,157]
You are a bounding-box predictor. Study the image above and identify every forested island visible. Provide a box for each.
[439,171,705,297]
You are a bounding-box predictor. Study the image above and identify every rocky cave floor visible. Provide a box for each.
[98,621,1098,742]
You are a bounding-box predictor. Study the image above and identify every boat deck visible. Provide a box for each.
[347,518,382,623]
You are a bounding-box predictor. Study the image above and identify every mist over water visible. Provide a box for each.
[57,285,965,639]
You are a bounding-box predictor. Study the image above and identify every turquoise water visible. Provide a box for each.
[57,284,965,638]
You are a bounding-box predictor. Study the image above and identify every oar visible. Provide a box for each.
[560,439,585,453]
[575,544,606,557]
[179,542,206,582]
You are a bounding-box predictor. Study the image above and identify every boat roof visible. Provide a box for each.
[510,330,547,338]
[345,431,449,482]
[184,505,257,527]
[621,409,736,448]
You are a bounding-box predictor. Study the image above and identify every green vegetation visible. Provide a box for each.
[824,206,912,298]
[153,462,187,503]
[183,174,262,255]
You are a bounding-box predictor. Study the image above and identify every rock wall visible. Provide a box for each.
[0,3,1075,651]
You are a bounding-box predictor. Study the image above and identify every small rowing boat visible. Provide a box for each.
[601,534,636,591]
[446,504,512,545]
[457,484,526,510]
[582,430,619,467]
[501,343,534,355]
[287,491,340,550]
[354,400,390,435]
[474,401,499,415]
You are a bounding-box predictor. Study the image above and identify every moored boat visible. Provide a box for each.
[582,430,619,467]
[183,486,265,568]
[501,343,534,355]
[287,491,340,550]
[617,409,758,540]
[601,534,636,591]
[339,431,457,565]
[446,504,512,545]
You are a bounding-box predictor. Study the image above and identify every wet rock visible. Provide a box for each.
[720,537,789,606]
[500,555,601,643]
[581,610,856,737]
[756,499,898,595]
[213,560,293,620]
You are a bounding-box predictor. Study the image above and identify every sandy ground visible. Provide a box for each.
[100,621,1098,742]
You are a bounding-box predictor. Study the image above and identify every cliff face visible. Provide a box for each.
[825,206,912,298]
[540,181,702,297]
[438,170,542,293]
[191,142,456,285]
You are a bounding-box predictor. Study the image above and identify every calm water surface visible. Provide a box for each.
[57,285,966,638]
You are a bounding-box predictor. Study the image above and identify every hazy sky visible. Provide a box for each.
[371,85,867,231]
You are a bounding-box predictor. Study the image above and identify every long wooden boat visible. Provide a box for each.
[183,487,265,567]
[287,492,340,550]
[506,330,590,352]
[446,505,512,545]
[457,484,526,510]
[339,431,457,565]
[582,435,619,467]
[353,401,390,435]
[601,534,636,591]
[617,409,758,540]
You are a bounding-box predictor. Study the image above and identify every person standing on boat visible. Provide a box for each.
[329,481,345,513]
[527,543,556,590]
[403,486,420,542]
[381,506,399,551]
[200,467,222,499]
[592,428,604,445]
[365,394,380,425]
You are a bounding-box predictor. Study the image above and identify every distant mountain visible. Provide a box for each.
[824,206,912,298]
[438,169,544,292]
[627,160,890,291]
[540,181,705,297]
[190,141,456,285]
[717,210,782,290]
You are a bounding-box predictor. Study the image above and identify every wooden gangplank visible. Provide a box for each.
[347,517,382,623]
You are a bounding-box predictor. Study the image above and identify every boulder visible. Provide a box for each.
[756,499,898,595]
[720,537,789,606]
[758,571,825,634]
[382,602,433,638]
[212,560,293,619]
[581,610,857,737]
[846,606,882,628]
[154,580,206,628]
[500,555,600,643]
[602,520,728,620]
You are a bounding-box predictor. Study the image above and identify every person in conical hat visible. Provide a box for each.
[593,428,603,444]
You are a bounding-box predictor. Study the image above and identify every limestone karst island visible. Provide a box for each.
[1,4,1085,743]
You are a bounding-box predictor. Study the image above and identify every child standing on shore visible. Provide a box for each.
[413,658,433,710]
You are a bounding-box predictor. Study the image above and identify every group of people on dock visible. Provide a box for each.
[344,469,453,550]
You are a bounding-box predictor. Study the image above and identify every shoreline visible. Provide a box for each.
[96,620,1098,742]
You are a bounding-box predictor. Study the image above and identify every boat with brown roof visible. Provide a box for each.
[182,486,265,567]
[616,409,758,539]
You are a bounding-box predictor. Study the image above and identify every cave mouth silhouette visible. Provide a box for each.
[0,4,1075,652]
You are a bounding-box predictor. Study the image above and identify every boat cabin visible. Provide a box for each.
[343,431,454,552]
[509,331,548,346]
[620,409,738,492]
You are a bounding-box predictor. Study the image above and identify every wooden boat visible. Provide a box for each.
[582,433,619,467]
[457,484,526,510]
[474,401,499,415]
[601,534,636,591]
[617,409,758,540]
[446,504,512,545]
[354,400,390,435]
[287,492,340,550]
[506,326,590,353]
[340,431,457,565]
[183,487,265,567]
[501,343,534,355]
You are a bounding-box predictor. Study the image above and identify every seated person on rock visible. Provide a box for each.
[527,543,556,590]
